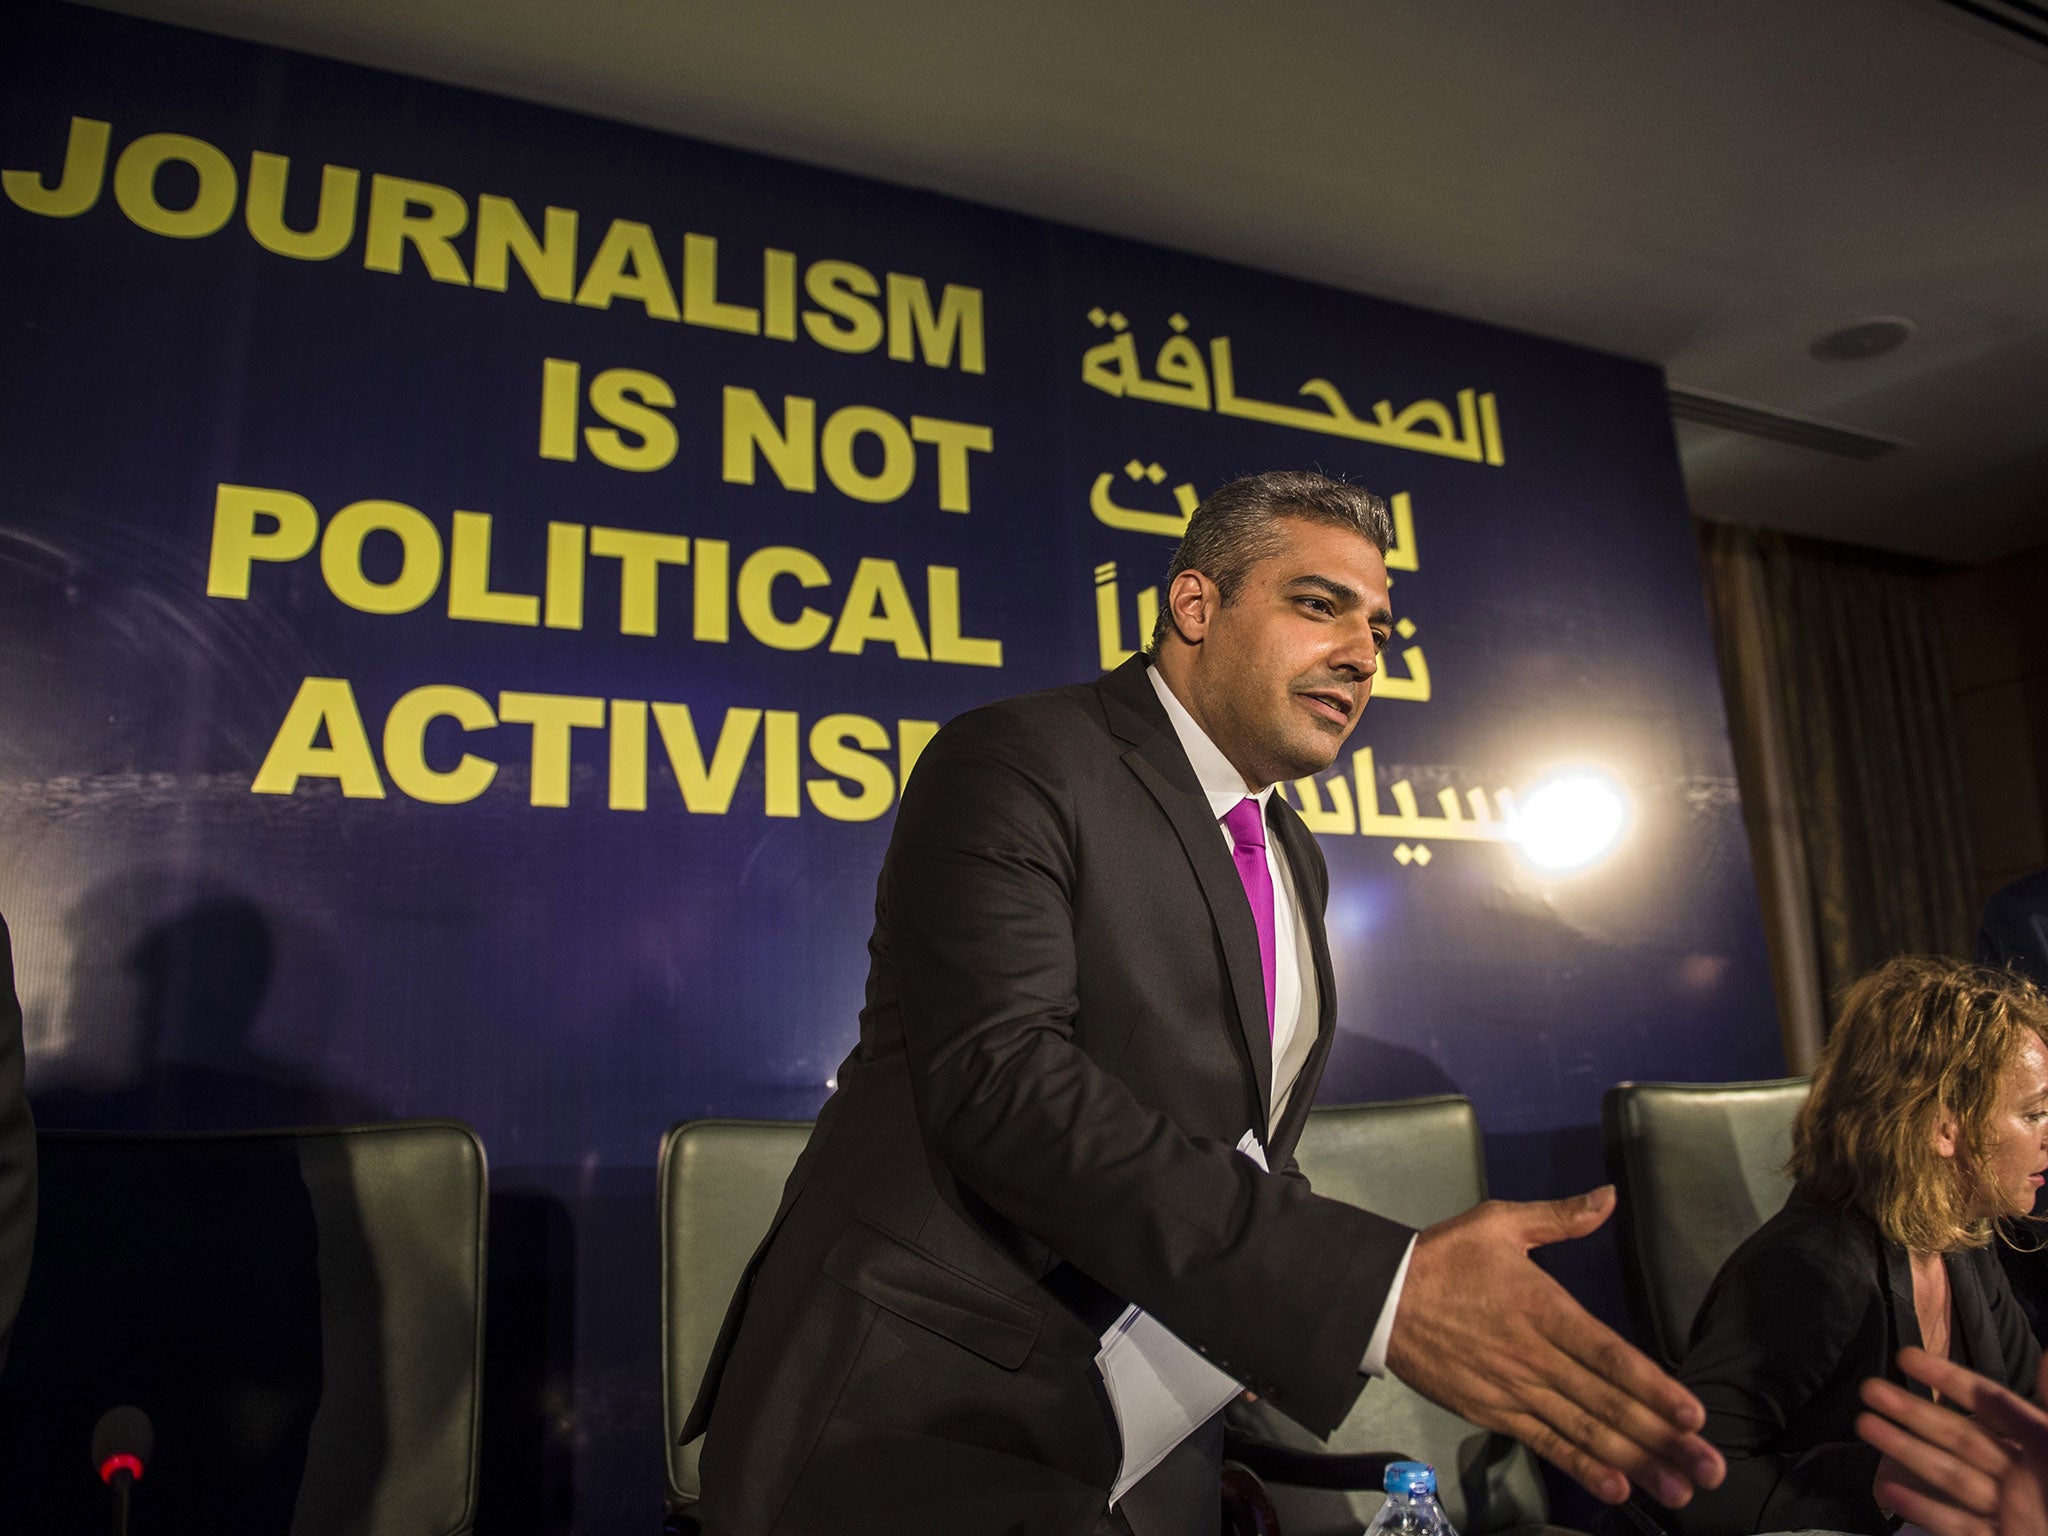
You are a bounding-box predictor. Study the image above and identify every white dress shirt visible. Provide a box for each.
[1146,664,1412,1377]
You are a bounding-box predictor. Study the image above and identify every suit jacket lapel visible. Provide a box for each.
[1951,1251,2001,1376]
[1268,795,1335,1159]
[1882,1236,1934,1396]
[1096,657,1273,1128]
[1885,1241,2001,1383]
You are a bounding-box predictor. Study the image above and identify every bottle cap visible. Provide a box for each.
[1385,1460,1436,1496]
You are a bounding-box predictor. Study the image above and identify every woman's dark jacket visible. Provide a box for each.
[1666,1190,2040,1536]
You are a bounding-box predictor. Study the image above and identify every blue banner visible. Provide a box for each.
[0,5,1783,1524]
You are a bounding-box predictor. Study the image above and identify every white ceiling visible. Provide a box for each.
[87,0,2048,563]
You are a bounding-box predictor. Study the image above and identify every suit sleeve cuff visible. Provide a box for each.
[1358,1234,1415,1377]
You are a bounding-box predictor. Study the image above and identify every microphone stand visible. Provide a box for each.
[91,1405,150,1536]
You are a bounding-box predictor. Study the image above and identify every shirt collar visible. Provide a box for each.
[1146,663,1276,822]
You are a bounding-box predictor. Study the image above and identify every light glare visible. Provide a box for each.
[1517,772,1628,872]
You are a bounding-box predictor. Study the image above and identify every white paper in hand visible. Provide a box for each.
[1095,1131,1268,1503]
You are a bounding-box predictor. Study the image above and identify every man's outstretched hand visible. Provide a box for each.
[1384,1186,1725,1508]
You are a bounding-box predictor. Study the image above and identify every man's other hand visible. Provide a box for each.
[1384,1186,1725,1508]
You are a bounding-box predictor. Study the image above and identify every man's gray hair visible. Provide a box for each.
[1146,471,1393,653]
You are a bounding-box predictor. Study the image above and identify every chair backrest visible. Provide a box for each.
[1229,1097,1552,1536]
[0,1121,487,1536]
[1602,1078,1809,1367]
[660,1118,812,1509]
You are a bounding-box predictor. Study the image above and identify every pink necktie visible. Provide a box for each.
[1222,797,1276,1039]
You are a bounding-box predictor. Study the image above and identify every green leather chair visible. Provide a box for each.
[660,1118,813,1522]
[0,1121,488,1535]
[1602,1078,1809,1367]
[1225,1097,1577,1536]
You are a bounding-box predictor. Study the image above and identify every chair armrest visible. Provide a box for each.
[1221,1429,1412,1491]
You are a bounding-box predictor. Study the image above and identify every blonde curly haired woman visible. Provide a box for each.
[1667,957,2048,1536]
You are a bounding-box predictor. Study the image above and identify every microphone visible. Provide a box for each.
[92,1406,152,1536]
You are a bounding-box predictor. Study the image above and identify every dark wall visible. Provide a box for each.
[1937,542,2048,905]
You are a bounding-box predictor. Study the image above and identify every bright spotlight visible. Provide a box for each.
[1516,771,1629,873]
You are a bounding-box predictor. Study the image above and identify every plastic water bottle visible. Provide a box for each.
[1362,1460,1458,1536]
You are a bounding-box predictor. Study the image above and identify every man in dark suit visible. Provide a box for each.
[684,472,1722,1534]
[0,915,36,1374]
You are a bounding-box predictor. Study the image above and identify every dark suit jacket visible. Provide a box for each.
[683,657,1413,1536]
[0,916,36,1373]
[1667,1191,2040,1536]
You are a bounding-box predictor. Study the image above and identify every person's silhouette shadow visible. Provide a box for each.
[35,887,386,1132]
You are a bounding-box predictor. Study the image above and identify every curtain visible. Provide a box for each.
[1697,521,1978,1069]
